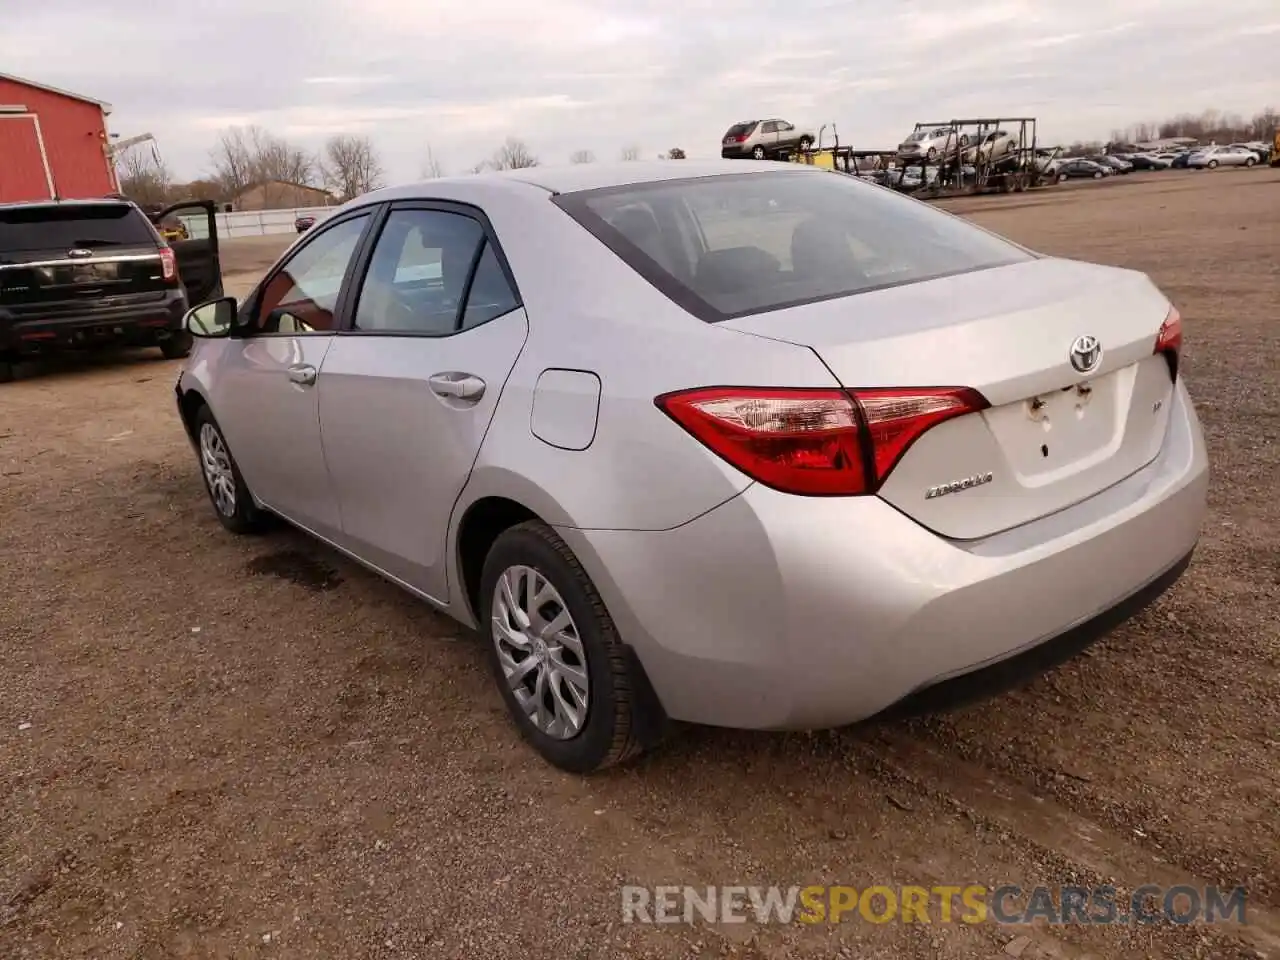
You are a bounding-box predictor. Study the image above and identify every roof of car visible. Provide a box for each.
[484,159,814,194]
[0,197,134,212]
[345,160,823,216]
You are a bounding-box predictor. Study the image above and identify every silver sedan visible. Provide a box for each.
[1187,145,1259,168]
[175,161,1208,772]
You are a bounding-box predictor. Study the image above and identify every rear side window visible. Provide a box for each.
[554,171,1032,322]
[0,204,156,253]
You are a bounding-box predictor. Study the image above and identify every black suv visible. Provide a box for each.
[0,198,222,382]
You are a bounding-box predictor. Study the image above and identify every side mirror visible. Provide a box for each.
[185,296,238,338]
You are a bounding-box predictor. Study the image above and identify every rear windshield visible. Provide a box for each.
[724,122,757,138]
[553,170,1031,322]
[0,204,156,253]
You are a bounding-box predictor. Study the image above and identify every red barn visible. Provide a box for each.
[0,72,117,204]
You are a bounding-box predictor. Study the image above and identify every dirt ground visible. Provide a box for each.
[2,168,1278,960]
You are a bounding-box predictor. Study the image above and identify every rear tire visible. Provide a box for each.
[1057,172,1068,184]
[0,358,15,384]
[1093,171,1103,179]
[752,145,766,160]
[1245,156,1256,167]
[798,136,812,152]
[160,331,193,360]
[193,404,271,535]
[479,520,665,773]
[1207,159,1218,169]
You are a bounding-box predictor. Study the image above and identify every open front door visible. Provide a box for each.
[153,200,222,304]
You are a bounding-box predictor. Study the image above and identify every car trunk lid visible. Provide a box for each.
[719,257,1176,539]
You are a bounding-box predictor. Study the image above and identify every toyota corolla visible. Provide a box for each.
[173,161,1208,772]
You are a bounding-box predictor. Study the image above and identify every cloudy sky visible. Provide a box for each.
[3,0,1277,183]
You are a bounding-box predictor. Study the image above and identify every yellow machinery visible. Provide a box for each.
[1272,128,1280,167]
[791,150,838,170]
[156,220,190,243]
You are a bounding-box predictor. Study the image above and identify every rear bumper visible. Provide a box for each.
[874,546,1193,720]
[558,379,1209,730]
[0,290,188,354]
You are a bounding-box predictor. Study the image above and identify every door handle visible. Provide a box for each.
[287,363,317,386]
[428,372,486,401]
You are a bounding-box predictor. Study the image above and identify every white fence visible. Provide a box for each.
[177,205,336,239]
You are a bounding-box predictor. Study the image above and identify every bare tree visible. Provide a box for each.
[116,148,172,207]
[667,147,687,159]
[209,124,318,203]
[321,133,386,201]
[569,149,596,164]
[420,145,445,179]
[490,137,539,170]
[1104,106,1279,148]
[208,127,258,198]
[619,144,641,161]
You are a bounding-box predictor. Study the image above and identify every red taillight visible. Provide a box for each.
[655,385,987,496]
[1154,306,1181,379]
[159,247,177,282]
[855,388,990,484]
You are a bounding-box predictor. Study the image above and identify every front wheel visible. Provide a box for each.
[1093,171,1103,179]
[0,358,15,384]
[1245,156,1256,167]
[926,147,937,161]
[193,404,271,535]
[480,521,664,773]
[798,136,812,152]
[1057,172,1068,183]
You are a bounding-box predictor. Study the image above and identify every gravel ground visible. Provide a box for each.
[2,168,1278,960]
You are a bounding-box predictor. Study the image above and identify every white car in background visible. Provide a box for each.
[962,129,1020,162]
[1228,143,1267,162]
[1187,146,1258,169]
[896,126,968,161]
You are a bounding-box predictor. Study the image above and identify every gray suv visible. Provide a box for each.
[721,119,816,160]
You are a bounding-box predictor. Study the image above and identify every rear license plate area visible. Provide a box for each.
[981,368,1130,479]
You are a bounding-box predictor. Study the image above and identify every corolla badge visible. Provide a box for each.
[925,471,994,500]
[67,248,93,259]
[1069,334,1102,374]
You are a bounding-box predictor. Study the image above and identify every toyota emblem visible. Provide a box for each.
[1069,335,1102,374]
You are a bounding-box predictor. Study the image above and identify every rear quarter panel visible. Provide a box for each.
[450,181,842,532]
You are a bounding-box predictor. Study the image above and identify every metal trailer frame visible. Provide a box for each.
[784,125,899,177]
[896,117,1043,199]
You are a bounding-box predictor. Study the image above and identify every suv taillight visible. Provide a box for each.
[655,386,988,496]
[159,246,176,282]
[1154,306,1182,380]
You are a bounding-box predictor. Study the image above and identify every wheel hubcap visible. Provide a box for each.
[199,422,236,517]
[491,565,589,740]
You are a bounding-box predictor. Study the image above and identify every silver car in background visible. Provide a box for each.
[175,161,1208,773]
[1187,145,1259,169]
[897,126,967,161]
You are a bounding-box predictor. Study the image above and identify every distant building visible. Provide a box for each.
[230,180,337,211]
[0,72,117,203]
[1134,137,1199,151]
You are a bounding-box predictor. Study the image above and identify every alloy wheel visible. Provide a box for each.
[199,422,237,517]
[491,564,589,739]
